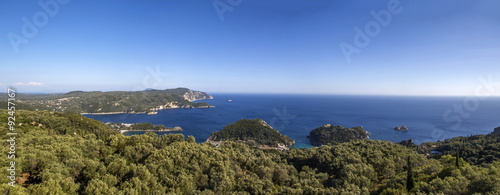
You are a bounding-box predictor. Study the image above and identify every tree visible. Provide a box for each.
[186,135,196,143]
[406,155,415,192]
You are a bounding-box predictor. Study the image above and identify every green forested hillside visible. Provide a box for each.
[0,88,213,114]
[308,124,370,146]
[207,119,295,147]
[0,110,117,139]
[418,127,500,166]
[1,110,499,194]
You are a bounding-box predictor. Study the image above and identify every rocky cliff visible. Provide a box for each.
[182,90,213,102]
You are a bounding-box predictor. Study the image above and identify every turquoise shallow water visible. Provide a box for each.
[84,94,500,148]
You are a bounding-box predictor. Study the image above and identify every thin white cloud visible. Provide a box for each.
[13,82,45,86]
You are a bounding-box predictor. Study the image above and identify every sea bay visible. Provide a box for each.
[84,94,500,147]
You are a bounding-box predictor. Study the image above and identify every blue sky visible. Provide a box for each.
[1,0,499,95]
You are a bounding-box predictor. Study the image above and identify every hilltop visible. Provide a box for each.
[308,124,370,146]
[206,119,295,149]
[0,88,213,114]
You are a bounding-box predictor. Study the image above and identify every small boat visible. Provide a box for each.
[227,100,233,102]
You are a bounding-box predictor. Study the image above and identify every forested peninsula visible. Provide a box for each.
[0,88,213,114]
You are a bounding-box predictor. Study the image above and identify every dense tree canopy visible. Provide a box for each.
[1,110,499,194]
[308,124,370,146]
[418,128,500,166]
[208,119,294,147]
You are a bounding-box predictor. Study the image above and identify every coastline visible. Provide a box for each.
[86,94,500,146]
[119,126,183,134]
[81,106,215,116]
[81,111,145,115]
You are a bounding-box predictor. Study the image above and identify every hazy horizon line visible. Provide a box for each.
[2,90,499,98]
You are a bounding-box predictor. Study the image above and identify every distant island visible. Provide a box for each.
[105,122,182,134]
[0,88,214,114]
[206,119,295,149]
[394,125,409,131]
[308,124,370,146]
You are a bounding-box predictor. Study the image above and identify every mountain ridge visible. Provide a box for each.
[0,88,213,114]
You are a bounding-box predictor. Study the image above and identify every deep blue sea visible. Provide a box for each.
[84,94,500,148]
